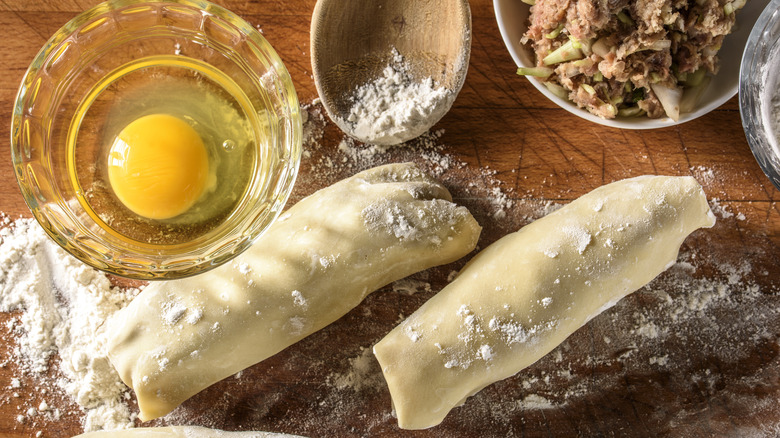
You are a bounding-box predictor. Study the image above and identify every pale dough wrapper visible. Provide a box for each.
[72,426,305,438]
[106,162,481,421]
[373,175,716,429]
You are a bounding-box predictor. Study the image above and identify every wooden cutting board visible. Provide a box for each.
[1,1,778,437]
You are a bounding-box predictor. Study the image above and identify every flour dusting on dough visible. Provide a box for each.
[563,226,592,254]
[362,199,472,244]
[237,262,251,275]
[404,324,422,342]
[161,301,187,326]
[478,345,494,362]
[291,290,308,309]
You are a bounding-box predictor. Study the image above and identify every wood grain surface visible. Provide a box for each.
[1,1,779,437]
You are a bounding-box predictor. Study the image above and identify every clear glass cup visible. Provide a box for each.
[739,0,780,191]
[11,0,302,279]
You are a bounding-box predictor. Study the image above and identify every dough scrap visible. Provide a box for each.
[373,175,716,429]
[106,163,481,421]
[72,426,305,437]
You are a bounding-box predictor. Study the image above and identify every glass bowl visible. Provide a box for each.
[11,0,302,280]
[739,0,780,191]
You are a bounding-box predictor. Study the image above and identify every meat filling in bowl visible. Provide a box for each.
[519,0,744,120]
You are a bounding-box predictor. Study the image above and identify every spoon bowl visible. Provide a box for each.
[310,0,471,145]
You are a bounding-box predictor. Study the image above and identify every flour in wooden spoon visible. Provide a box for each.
[340,49,451,145]
[0,216,138,432]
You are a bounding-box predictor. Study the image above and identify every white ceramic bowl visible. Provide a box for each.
[494,0,769,129]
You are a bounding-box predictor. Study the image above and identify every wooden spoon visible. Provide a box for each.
[310,0,472,145]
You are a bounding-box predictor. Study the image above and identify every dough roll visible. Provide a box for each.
[106,163,481,421]
[373,175,716,429]
[72,426,305,438]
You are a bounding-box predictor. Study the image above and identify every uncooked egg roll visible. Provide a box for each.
[106,162,481,421]
[373,175,716,429]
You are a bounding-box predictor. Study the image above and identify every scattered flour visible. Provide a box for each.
[563,226,592,254]
[236,262,251,276]
[391,277,432,296]
[516,394,556,410]
[339,49,451,146]
[0,217,139,432]
[300,101,517,223]
[161,301,188,326]
[327,347,383,393]
[301,101,326,155]
[3,95,777,436]
[690,165,716,185]
[649,355,669,366]
[709,198,735,219]
[708,198,747,222]
[291,290,308,309]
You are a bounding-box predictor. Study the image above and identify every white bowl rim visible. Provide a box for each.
[493,0,770,130]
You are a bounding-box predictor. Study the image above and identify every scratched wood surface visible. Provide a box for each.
[1,1,779,437]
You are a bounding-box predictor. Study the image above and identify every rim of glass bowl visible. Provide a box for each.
[738,0,780,192]
[10,0,302,280]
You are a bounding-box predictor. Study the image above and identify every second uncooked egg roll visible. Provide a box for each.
[107,162,481,421]
[374,175,716,429]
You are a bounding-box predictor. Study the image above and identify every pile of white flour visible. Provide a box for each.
[340,50,451,146]
[0,216,138,432]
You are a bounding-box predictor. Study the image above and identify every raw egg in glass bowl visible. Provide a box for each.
[11,0,302,280]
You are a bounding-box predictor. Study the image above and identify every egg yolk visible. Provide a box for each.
[107,114,209,220]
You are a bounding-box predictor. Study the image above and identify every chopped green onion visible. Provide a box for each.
[617,11,635,26]
[617,106,645,117]
[579,38,593,56]
[543,40,584,65]
[573,58,595,68]
[569,35,582,49]
[724,2,734,15]
[516,66,554,78]
[610,95,624,105]
[685,68,707,87]
[680,76,711,113]
[521,0,535,5]
[545,24,565,39]
[649,72,662,83]
[581,83,597,96]
[593,71,604,82]
[648,39,672,51]
[672,64,688,82]
[626,39,672,55]
[543,82,569,99]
